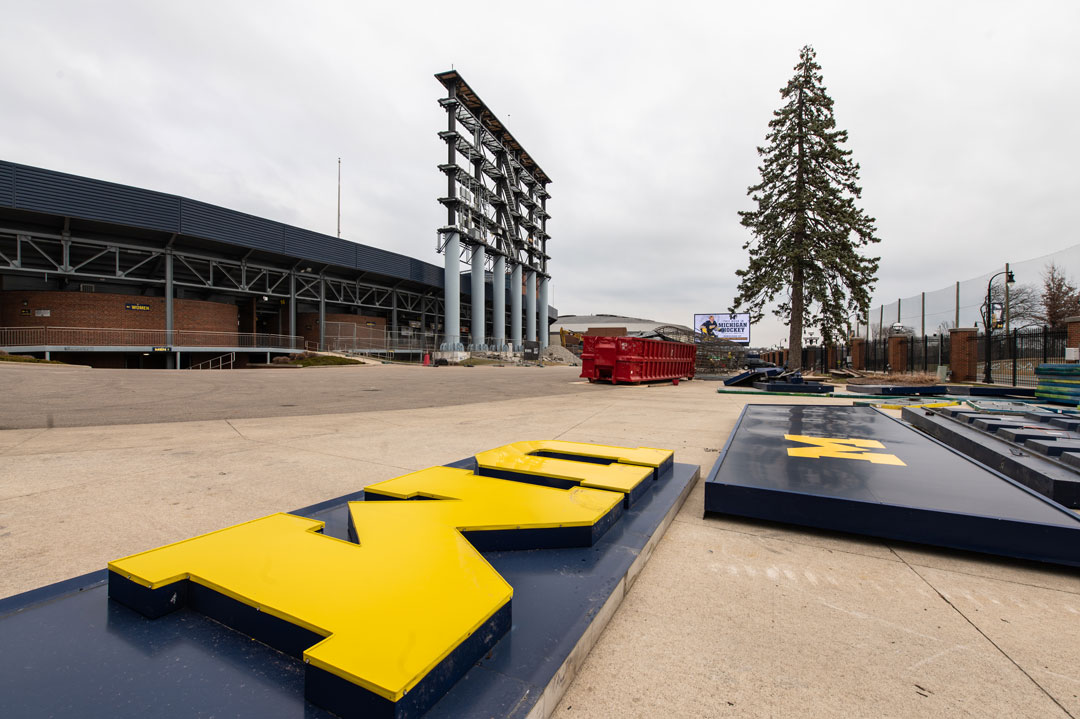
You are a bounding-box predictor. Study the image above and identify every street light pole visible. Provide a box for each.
[983,270,1015,384]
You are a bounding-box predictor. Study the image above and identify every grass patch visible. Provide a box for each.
[291,355,365,367]
[0,354,65,365]
[459,357,502,366]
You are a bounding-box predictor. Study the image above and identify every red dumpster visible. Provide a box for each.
[580,336,696,385]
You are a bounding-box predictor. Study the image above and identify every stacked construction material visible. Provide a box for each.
[1035,364,1080,405]
[846,384,946,396]
[750,371,832,393]
[751,379,833,393]
[723,367,782,386]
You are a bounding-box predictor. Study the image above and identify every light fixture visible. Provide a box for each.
[983,270,1017,384]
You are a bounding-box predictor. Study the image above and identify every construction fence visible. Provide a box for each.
[857,242,1080,339]
[318,322,543,361]
[768,325,1068,388]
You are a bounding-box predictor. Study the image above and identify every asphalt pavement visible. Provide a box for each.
[0,362,613,429]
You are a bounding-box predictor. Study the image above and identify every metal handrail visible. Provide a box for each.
[189,352,235,370]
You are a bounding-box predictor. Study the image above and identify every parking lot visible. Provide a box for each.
[0,362,613,429]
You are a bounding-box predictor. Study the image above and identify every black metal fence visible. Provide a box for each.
[862,335,950,375]
[856,327,1063,386]
[977,326,1066,387]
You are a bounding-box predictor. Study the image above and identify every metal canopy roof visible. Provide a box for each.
[435,71,551,186]
[0,160,445,291]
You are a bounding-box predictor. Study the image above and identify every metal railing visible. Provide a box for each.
[189,352,235,370]
[314,329,479,358]
[977,326,1066,387]
[864,335,951,374]
[0,326,302,350]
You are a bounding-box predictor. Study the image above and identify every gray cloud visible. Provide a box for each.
[2,0,1077,346]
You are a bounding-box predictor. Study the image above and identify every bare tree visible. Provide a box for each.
[985,282,1040,329]
[1038,261,1080,328]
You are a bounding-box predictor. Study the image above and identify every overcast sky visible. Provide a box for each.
[2,1,1078,345]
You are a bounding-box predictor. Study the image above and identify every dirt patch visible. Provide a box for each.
[845,372,941,386]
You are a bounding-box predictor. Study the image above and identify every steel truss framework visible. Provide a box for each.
[0,227,446,332]
[435,71,550,276]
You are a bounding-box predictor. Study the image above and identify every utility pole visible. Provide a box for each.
[337,157,342,239]
[1004,262,1011,334]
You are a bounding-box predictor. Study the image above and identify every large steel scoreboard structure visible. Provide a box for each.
[435,71,551,351]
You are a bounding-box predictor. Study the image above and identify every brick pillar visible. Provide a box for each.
[949,328,978,382]
[851,338,866,370]
[887,336,907,373]
[826,346,837,370]
[782,349,789,367]
[1065,316,1080,349]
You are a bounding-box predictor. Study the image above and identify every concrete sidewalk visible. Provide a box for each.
[1,367,1077,718]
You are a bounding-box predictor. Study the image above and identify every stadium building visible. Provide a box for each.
[0,161,556,368]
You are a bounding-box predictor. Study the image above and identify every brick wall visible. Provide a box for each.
[949,328,978,382]
[585,327,627,337]
[1065,316,1080,348]
[850,338,866,370]
[0,291,237,331]
[887,336,907,373]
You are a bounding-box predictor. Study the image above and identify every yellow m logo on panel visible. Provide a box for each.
[784,434,906,466]
[108,441,673,718]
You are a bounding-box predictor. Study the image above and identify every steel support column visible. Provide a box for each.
[538,276,549,349]
[165,251,175,369]
[511,263,522,350]
[319,276,326,351]
[443,231,461,350]
[471,245,486,349]
[391,289,399,342]
[289,272,296,348]
[526,270,536,343]
[492,255,506,350]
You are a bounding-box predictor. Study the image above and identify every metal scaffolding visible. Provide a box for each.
[435,70,551,351]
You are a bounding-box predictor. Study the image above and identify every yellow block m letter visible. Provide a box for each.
[785,434,905,466]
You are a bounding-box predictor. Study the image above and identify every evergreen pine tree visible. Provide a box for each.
[732,46,880,370]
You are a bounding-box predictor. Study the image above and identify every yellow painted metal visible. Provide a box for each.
[872,400,959,410]
[474,440,673,496]
[785,434,906,466]
[109,466,623,702]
